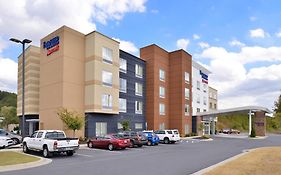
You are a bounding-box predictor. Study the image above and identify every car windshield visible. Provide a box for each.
[45,132,65,139]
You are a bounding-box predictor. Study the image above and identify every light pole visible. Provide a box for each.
[10,38,32,138]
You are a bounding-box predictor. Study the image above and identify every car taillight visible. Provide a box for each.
[54,141,58,149]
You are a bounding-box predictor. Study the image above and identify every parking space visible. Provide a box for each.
[2,135,281,175]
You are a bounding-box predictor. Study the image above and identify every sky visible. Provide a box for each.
[0,0,281,110]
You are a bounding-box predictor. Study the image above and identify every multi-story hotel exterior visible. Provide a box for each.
[140,44,193,135]
[192,61,211,115]
[17,25,216,137]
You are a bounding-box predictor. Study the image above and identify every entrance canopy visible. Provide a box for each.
[196,106,272,117]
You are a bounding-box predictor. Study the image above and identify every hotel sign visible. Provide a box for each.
[43,36,60,56]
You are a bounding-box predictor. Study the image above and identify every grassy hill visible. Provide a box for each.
[0,91,17,108]
[217,113,281,133]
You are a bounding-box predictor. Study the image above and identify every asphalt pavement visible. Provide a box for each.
[2,135,281,175]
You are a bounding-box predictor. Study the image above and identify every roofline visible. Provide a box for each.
[192,60,211,74]
[119,49,145,62]
[86,30,120,44]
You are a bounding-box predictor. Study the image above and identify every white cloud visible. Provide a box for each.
[0,0,147,45]
[151,9,159,14]
[112,38,138,55]
[276,31,281,38]
[176,38,190,51]
[249,28,268,38]
[249,16,257,22]
[193,34,200,40]
[200,45,281,109]
[0,57,18,92]
[229,39,245,47]
[198,42,209,49]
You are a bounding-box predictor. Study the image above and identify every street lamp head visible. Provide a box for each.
[10,38,22,43]
[23,39,32,44]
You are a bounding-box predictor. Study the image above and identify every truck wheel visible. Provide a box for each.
[108,144,114,151]
[164,137,169,144]
[147,141,152,146]
[67,151,74,156]
[43,147,52,158]
[23,143,29,153]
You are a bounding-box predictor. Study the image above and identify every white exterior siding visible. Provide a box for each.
[192,61,211,115]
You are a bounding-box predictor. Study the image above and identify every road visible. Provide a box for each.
[3,135,281,175]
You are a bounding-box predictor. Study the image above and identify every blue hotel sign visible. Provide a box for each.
[200,70,208,84]
[43,36,60,56]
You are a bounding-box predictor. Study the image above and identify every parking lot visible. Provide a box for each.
[2,135,281,175]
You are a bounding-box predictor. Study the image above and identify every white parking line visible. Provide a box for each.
[76,153,93,157]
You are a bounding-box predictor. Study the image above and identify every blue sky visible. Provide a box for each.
[1,0,281,109]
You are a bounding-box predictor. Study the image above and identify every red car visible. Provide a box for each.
[87,134,130,151]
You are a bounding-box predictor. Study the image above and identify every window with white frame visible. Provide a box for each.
[119,98,127,112]
[96,122,107,136]
[203,83,207,92]
[159,86,165,98]
[135,64,143,78]
[185,72,190,83]
[119,78,127,93]
[102,47,113,64]
[197,81,200,90]
[102,71,112,87]
[159,123,165,130]
[185,88,189,99]
[135,101,143,114]
[203,96,207,105]
[159,103,165,115]
[117,122,123,129]
[185,104,189,116]
[119,58,127,73]
[135,82,143,96]
[102,94,112,109]
[135,123,143,129]
[197,95,200,104]
[159,69,165,81]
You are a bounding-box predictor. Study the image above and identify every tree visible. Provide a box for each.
[121,120,130,131]
[0,106,18,129]
[57,108,84,137]
[274,93,281,113]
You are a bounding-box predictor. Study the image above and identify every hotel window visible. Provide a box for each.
[135,64,143,78]
[197,81,200,90]
[185,124,189,135]
[120,58,127,73]
[117,123,123,129]
[159,123,165,130]
[185,72,190,83]
[159,103,165,115]
[203,96,207,105]
[102,94,112,109]
[203,83,207,92]
[135,123,143,130]
[96,122,107,136]
[135,82,143,96]
[159,86,165,98]
[119,78,127,93]
[185,88,189,99]
[102,71,112,87]
[159,69,165,81]
[210,102,213,109]
[185,104,189,116]
[197,95,200,104]
[119,98,127,113]
[197,108,200,112]
[135,101,143,114]
[214,103,217,109]
[102,47,113,64]
[214,94,217,100]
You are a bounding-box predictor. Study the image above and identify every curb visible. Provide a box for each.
[191,149,253,175]
[0,150,52,172]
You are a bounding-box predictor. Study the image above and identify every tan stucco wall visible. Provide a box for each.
[209,86,218,111]
[84,32,119,114]
[39,26,85,137]
[17,46,40,116]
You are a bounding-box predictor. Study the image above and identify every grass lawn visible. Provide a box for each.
[0,151,40,166]
[205,147,281,175]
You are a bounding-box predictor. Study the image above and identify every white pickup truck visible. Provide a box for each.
[22,130,79,158]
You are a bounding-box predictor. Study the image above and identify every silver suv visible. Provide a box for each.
[0,129,22,145]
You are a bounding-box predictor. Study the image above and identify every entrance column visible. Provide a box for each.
[248,110,252,136]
